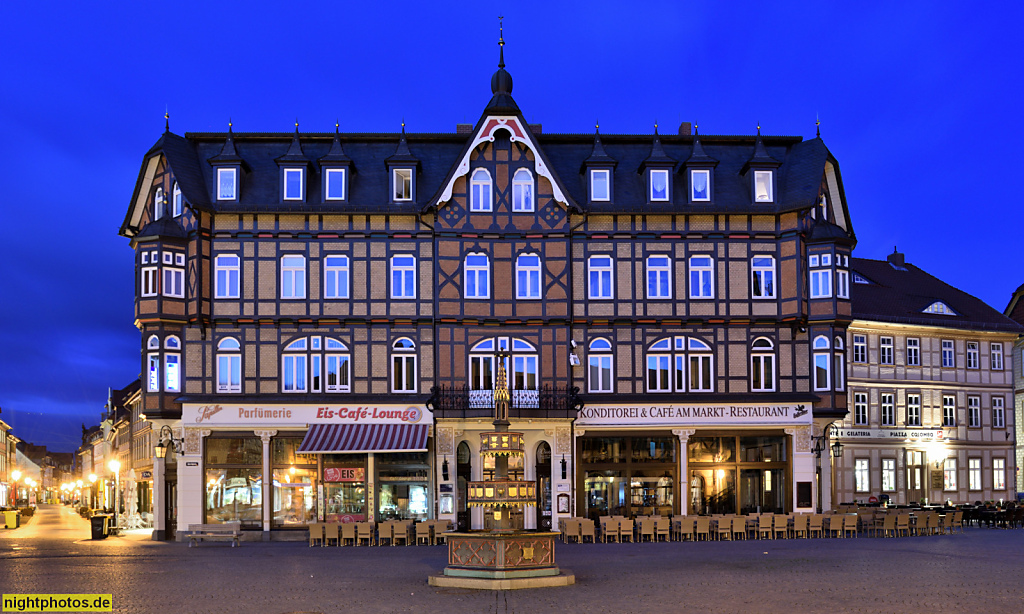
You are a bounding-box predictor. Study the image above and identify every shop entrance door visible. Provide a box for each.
[456,442,471,531]
[905,450,925,506]
[165,476,177,541]
[536,441,552,530]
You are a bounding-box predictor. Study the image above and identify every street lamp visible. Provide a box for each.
[109,460,121,529]
[154,425,183,458]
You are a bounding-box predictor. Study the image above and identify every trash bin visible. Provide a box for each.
[90,515,110,540]
[3,510,19,529]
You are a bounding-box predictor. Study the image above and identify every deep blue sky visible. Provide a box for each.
[2,2,1021,452]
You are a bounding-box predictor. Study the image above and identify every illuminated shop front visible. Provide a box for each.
[178,402,433,540]
[575,402,816,518]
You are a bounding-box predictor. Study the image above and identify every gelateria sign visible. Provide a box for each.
[576,403,812,427]
[831,427,947,442]
[182,403,431,426]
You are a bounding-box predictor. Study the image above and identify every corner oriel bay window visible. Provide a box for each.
[146,335,160,392]
[163,265,184,298]
[164,336,181,392]
[809,254,832,299]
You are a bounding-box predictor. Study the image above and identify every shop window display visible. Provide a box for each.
[323,454,367,523]
[377,452,429,521]
[205,437,263,528]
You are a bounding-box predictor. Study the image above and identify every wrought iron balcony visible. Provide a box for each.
[427,384,582,420]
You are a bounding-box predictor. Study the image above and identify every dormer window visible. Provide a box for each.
[153,187,164,220]
[512,169,534,212]
[283,168,304,201]
[325,168,346,200]
[393,168,413,201]
[650,169,670,201]
[172,182,183,217]
[690,169,710,201]
[217,167,237,201]
[470,168,492,212]
[590,169,610,201]
[754,170,773,202]
[923,301,957,315]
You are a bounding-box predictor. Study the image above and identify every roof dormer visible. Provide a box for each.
[683,127,718,205]
[207,121,249,204]
[275,122,311,203]
[638,124,675,204]
[581,125,616,204]
[386,123,420,204]
[318,121,354,203]
[740,126,781,204]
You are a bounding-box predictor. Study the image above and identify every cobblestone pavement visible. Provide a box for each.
[3,505,1024,613]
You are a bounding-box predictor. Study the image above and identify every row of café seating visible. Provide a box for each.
[558,509,965,543]
[307,519,452,547]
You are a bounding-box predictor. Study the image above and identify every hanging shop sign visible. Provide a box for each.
[831,427,947,442]
[183,403,430,426]
[576,403,812,427]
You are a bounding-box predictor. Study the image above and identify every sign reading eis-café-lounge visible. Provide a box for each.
[182,403,431,426]
[576,403,812,427]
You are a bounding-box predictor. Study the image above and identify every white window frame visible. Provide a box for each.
[943,458,957,491]
[393,168,413,201]
[854,459,870,493]
[907,394,921,427]
[941,340,955,368]
[991,343,1003,370]
[154,187,164,220]
[590,169,610,201]
[645,337,713,393]
[836,269,849,299]
[853,334,867,363]
[164,336,181,393]
[588,255,614,300]
[162,267,184,298]
[465,253,490,299]
[172,182,183,217]
[216,338,241,393]
[689,255,714,299]
[147,353,160,392]
[750,338,775,392]
[515,253,541,300]
[942,395,956,427]
[688,339,714,392]
[283,168,304,200]
[993,396,1005,428]
[215,255,240,299]
[141,266,158,297]
[882,459,896,492]
[809,259,832,299]
[511,168,534,212]
[282,354,307,393]
[813,336,831,391]
[325,168,347,201]
[325,353,351,393]
[906,338,920,366]
[968,458,982,491]
[881,393,895,426]
[854,392,868,425]
[834,335,845,392]
[967,396,981,428]
[324,255,350,299]
[751,256,775,299]
[966,342,979,369]
[646,255,671,299]
[217,167,237,201]
[390,255,417,299]
[690,169,710,201]
[280,255,306,299]
[470,168,493,212]
[391,338,417,393]
[588,338,613,393]
[880,337,894,365]
[649,169,670,202]
[993,458,1006,490]
[754,170,773,202]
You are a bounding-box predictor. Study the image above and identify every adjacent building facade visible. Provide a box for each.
[121,48,878,540]
[834,253,1022,505]
[1003,283,1024,494]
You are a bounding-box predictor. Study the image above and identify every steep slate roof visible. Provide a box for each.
[851,257,1024,333]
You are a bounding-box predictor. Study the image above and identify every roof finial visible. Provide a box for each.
[654,119,659,133]
[694,122,699,136]
[228,117,233,131]
[164,105,169,132]
[295,117,299,129]
[815,112,820,138]
[498,16,505,68]
[757,121,761,135]
[401,117,406,131]
[335,118,339,131]
[595,119,599,132]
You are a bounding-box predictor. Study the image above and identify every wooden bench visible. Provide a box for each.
[186,522,241,547]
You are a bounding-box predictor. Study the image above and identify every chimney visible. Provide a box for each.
[528,123,542,134]
[456,124,473,134]
[887,247,905,268]
[678,122,692,136]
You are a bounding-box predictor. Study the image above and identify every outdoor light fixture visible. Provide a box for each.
[88,473,97,483]
[831,440,844,458]
[442,457,450,481]
[11,470,20,482]
[155,424,184,458]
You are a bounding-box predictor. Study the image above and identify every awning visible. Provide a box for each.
[297,424,429,453]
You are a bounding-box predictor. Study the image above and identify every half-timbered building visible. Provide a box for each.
[121,43,861,540]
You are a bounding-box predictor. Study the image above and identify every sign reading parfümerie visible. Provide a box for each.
[576,403,812,427]
[831,427,948,442]
[182,403,431,426]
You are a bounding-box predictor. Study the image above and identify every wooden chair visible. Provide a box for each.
[757,514,773,540]
[731,516,747,540]
[341,522,357,546]
[638,517,655,542]
[843,515,858,538]
[356,522,374,546]
[394,521,411,546]
[415,521,431,545]
[675,516,694,541]
[603,518,620,543]
[323,522,340,546]
[828,516,844,538]
[792,514,809,539]
[655,516,670,542]
[773,515,788,540]
[808,514,824,538]
[694,517,711,541]
[896,514,910,538]
[619,519,634,542]
[376,521,393,546]
[952,510,964,533]
[878,514,896,538]
[563,519,581,543]
[432,520,450,545]
[716,516,733,541]
[308,522,324,547]
[580,518,596,543]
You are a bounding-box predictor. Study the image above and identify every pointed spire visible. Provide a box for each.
[164,106,169,132]
[386,120,419,165]
[741,123,780,172]
[276,119,308,164]
[582,121,616,171]
[685,122,717,167]
[498,15,505,68]
[319,119,353,167]
[208,118,244,164]
[816,113,821,138]
[639,121,675,171]
[485,17,518,114]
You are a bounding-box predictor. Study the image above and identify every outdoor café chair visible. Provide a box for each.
[731,516,747,540]
[757,514,773,540]
[808,514,824,538]
[619,518,634,542]
[415,521,431,545]
[694,517,711,541]
[792,514,809,539]
[773,515,788,539]
[341,522,357,546]
[655,516,670,542]
[308,522,324,547]
[638,517,655,542]
[580,518,596,543]
[323,522,340,546]
[356,522,375,546]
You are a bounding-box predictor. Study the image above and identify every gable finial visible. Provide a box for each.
[498,15,505,68]
[654,119,659,133]
[295,117,299,130]
[757,121,761,136]
[815,112,820,138]
[335,118,339,132]
[164,105,169,132]
[694,122,699,136]
[228,117,233,131]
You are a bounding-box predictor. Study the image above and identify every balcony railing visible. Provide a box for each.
[427,384,582,419]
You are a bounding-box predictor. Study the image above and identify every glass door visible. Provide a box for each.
[906,450,924,505]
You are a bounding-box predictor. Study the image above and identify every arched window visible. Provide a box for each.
[392,338,417,393]
[469,337,539,407]
[217,337,241,393]
[465,253,490,299]
[516,253,541,299]
[470,168,492,212]
[164,336,181,392]
[588,338,613,393]
[512,168,534,212]
[146,335,160,392]
[646,336,714,393]
[281,337,349,394]
[750,337,775,392]
[813,336,831,391]
[172,182,183,217]
[154,187,164,220]
[283,338,308,393]
[147,335,160,350]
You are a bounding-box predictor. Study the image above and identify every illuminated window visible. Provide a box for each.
[470,168,492,212]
